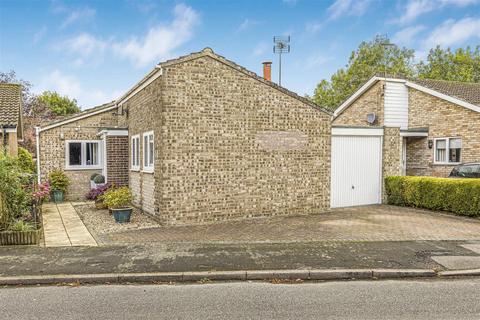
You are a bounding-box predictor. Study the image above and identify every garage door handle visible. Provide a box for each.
[352,185,355,190]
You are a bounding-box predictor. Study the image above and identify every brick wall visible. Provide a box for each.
[382,127,402,200]
[106,135,129,187]
[333,81,384,127]
[156,55,331,225]
[407,88,480,177]
[38,110,118,200]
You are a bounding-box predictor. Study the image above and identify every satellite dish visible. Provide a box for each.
[367,113,377,124]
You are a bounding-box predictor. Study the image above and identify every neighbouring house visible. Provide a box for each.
[0,83,23,156]
[37,48,332,224]
[330,74,480,208]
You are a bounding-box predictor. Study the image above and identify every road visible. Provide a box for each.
[1,279,479,319]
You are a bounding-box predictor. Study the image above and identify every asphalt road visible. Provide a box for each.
[1,279,479,319]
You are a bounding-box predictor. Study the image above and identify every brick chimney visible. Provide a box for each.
[262,61,272,81]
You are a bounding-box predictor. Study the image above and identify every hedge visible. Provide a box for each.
[385,176,480,217]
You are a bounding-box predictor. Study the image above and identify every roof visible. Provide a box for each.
[158,48,333,115]
[410,78,480,107]
[39,101,116,132]
[0,83,22,127]
[334,74,480,117]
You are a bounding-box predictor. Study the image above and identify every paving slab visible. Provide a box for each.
[461,244,480,254]
[431,256,480,270]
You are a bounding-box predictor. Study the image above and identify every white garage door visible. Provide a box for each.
[331,129,383,208]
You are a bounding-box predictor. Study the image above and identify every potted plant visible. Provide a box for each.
[102,187,134,223]
[92,174,106,188]
[49,170,70,203]
[86,183,112,209]
[90,173,100,189]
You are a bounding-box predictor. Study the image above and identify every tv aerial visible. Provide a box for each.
[273,35,290,86]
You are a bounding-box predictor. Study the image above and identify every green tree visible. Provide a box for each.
[417,46,480,83]
[37,91,80,116]
[312,35,415,110]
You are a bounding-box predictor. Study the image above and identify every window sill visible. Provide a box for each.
[141,169,154,174]
[130,168,140,172]
[433,162,461,166]
[65,166,102,171]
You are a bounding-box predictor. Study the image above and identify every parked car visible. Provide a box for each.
[449,163,480,178]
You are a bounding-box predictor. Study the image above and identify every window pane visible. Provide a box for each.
[435,140,446,162]
[144,136,148,167]
[149,135,154,166]
[86,142,98,165]
[69,143,82,166]
[132,138,136,166]
[450,138,461,149]
[136,138,139,166]
[448,138,461,163]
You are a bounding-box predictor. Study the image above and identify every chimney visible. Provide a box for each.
[262,61,272,81]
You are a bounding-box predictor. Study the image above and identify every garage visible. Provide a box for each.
[331,127,383,208]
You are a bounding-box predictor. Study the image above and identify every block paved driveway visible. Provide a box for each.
[86,205,480,245]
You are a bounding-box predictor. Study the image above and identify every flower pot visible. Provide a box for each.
[52,190,64,203]
[112,207,133,223]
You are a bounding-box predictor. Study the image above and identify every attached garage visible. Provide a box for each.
[331,127,383,208]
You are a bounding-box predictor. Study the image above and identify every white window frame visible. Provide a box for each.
[131,134,140,171]
[142,131,154,173]
[433,137,462,165]
[65,140,103,170]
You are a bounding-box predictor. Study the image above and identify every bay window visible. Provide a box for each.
[66,140,101,169]
[434,138,462,164]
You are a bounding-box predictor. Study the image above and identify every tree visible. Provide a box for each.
[417,46,480,83]
[312,35,415,110]
[37,91,80,116]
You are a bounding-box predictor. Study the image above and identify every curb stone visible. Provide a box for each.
[0,268,475,286]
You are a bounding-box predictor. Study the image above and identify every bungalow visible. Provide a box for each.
[330,74,480,208]
[0,83,23,156]
[37,48,332,224]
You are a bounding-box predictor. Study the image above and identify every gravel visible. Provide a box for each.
[74,203,160,237]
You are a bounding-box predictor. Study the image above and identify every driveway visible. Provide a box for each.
[73,204,480,245]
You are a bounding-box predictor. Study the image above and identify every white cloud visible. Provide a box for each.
[392,25,426,45]
[64,33,107,56]
[61,7,96,29]
[253,42,270,56]
[35,70,122,108]
[237,18,260,32]
[397,0,479,24]
[327,0,372,20]
[112,4,199,67]
[423,17,480,47]
[305,21,323,33]
[303,55,333,69]
[33,26,47,44]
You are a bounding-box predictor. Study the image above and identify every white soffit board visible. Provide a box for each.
[384,81,409,130]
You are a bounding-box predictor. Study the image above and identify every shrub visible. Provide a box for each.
[102,187,133,209]
[90,173,100,181]
[86,183,112,201]
[17,147,36,173]
[0,154,31,230]
[385,176,480,217]
[49,170,70,193]
[93,174,105,184]
[9,220,36,232]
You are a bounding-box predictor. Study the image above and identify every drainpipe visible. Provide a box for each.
[35,126,41,184]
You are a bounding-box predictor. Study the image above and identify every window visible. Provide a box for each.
[434,138,462,164]
[143,131,154,172]
[66,141,101,169]
[131,135,140,170]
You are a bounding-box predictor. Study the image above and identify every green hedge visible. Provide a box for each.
[385,176,480,217]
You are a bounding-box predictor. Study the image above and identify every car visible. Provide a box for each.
[449,163,480,178]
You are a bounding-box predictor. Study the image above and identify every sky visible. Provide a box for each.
[1,0,479,109]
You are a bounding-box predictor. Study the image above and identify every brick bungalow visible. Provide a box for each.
[0,83,23,156]
[37,48,332,224]
[330,74,480,207]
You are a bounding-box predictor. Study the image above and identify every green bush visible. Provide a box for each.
[49,170,70,193]
[385,176,480,217]
[90,173,100,181]
[0,154,31,230]
[102,187,133,209]
[17,147,36,173]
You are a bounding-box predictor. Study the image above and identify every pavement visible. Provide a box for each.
[2,279,480,320]
[42,203,97,247]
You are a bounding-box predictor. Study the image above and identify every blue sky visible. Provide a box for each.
[1,0,479,108]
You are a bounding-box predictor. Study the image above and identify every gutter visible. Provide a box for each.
[35,126,41,184]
